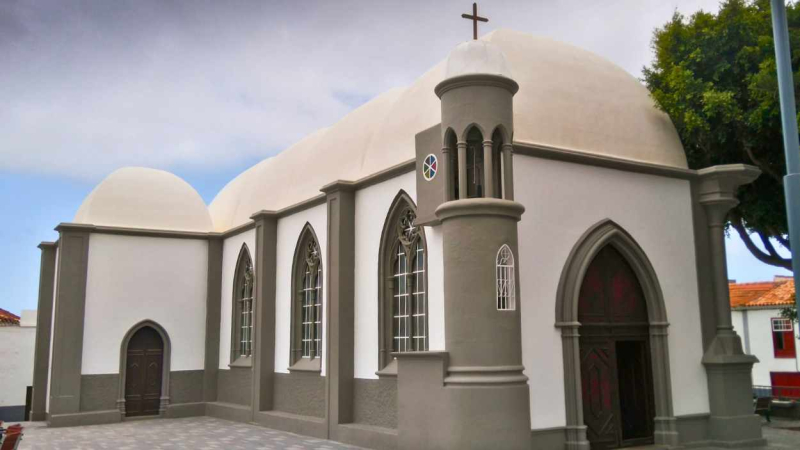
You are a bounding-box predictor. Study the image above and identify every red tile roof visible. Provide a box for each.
[730,278,795,309]
[729,281,775,308]
[0,307,20,326]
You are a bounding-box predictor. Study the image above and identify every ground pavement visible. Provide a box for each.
[8,416,800,449]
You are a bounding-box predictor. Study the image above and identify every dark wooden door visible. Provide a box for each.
[579,245,655,449]
[125,326,163,417]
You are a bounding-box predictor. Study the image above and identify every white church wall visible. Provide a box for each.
[82,234,208,374]
[219,228,256,369]
[274,203,327,375]
[46,246,58,412]
[425,225,445,353]
[514,156,709,429]
[0,318,36,411]
[352,170,440,379]
[736,308,800,386]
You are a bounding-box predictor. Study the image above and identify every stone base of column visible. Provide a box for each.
[702,334,764,447]
[654,416,680,447]
[396,352,532,450]
[29,410,47,422]
[564,425,590,450]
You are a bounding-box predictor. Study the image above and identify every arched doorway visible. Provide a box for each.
[578,245,655,449]
[555,220,678,449]
[123,326,164,417]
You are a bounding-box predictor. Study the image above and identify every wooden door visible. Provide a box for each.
[125,326,163,417]
[578,245,655,449]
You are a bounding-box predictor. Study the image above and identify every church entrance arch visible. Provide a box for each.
[555,220,678,449]
[117,320,171,417]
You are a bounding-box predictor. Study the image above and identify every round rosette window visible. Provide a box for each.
[422,154,438,181]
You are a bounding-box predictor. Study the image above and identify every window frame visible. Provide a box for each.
[289,223,323,372]
[230,244,254,367]
[377,192,428,376]
[772,317,796,359]
[496,244,516,311]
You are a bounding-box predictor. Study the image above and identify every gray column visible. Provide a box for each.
[30,241,57,421]
[203,235,223,403]
[250,211,278,417]
[457,142,467,199]
[441,146,452,201]
[48,224,91,418]
[483,140,494,198]
[696,165,765,446]
[502,143,514,201]
[320,181,356,438]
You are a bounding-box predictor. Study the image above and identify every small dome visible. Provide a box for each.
[74,167,213,232]
[445,40,513,79]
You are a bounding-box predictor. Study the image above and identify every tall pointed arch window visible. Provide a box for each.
[496,244,515,310]
[231,244,254,365]
[378,193,428,374]
[290,225,323,371]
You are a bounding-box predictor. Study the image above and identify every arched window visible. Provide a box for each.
[231,244,254,364]
[378,192,428,373]
[465,127,484,198]
[290,225,323,371]
[496,244,515,310]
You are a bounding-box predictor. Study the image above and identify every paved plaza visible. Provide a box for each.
[13,416,362,450]
[7,416,800,449]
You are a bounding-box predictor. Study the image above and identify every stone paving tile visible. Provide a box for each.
[7,416,800,449]
[12,416,363,450]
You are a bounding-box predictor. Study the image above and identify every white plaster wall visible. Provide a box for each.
[274,203,327,375]
[515,156,709,430]
[46,247,59,412]
[736,308,800,386]
[425,225,446,352]
[82,234,208,374]
[0,325,36,407]
[219,229,256,369]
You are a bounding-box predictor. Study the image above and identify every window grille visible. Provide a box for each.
[235,248,254,359]
[773,318,793,332]
[496,244,515,310]
[393,209,427,353]
[301,240,322,359]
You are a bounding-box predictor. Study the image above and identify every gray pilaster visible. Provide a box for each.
[203,236,223,402]
[251,211,278,417]
[49,223,91,418]
[320,181,357,438]
[442,146,453,202]
[696,165,765,446]
[30,241,57,421]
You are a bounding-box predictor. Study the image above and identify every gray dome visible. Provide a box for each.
[445,40,513,79]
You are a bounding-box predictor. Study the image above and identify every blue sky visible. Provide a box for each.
[0,0,793,315]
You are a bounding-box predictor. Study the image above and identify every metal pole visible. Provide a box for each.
[771,0,800,316]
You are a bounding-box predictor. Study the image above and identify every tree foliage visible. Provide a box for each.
[643,0,798,270]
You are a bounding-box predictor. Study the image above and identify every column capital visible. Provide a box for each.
[320,180,357,195]
[249,210,278,222]
[696,164,760,224]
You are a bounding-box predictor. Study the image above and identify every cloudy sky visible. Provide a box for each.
[0,0,791,315]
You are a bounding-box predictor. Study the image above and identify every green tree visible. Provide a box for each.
[643,0,797,270]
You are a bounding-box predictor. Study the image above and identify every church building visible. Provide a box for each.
[30,29,767,449]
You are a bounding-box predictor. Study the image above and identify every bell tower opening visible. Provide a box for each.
[465,127,484,198]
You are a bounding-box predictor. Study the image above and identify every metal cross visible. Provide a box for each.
[461,2,488,40]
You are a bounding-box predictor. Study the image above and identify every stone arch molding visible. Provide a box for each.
[554,219,678,449]
[116,319,172,417]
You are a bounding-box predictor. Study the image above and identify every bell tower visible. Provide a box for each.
[398,36,531,449]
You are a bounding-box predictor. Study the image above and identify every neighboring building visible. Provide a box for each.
[29,30,767,449]
[0,309,37,421]
[731,277,800,397]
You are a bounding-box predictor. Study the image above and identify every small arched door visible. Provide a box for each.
[124,326,164,417]
[578,245,656,449]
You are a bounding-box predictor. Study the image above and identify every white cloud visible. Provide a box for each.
[0,0,723,182]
